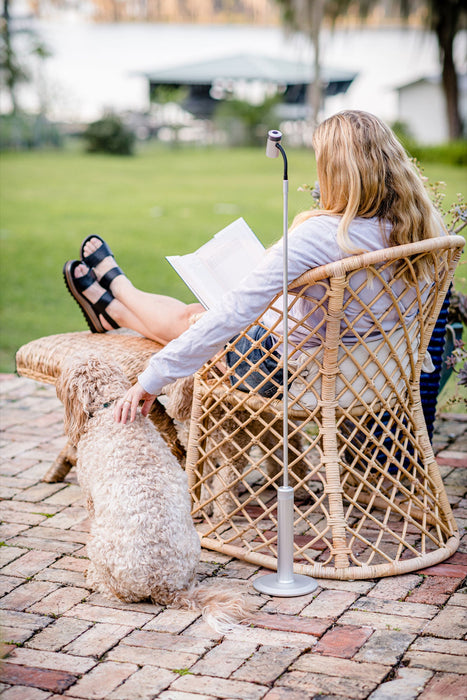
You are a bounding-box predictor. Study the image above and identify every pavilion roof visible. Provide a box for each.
[144,53,357,86]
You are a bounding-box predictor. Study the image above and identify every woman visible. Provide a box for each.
[63,110,443,424]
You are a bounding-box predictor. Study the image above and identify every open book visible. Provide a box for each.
[166,218,266,309]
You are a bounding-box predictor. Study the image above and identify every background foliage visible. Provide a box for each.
[82,114,135,155]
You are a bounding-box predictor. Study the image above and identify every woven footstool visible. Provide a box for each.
[15,330,185,482]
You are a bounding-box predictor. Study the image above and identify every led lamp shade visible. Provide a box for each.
[266,129,282,158]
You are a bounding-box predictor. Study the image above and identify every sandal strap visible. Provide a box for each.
[101,309,120,330]
[93,289,116,314]
[88,288,120,330]
[81,235,113,268]
[99,266,123,290]
[74,267,96,292]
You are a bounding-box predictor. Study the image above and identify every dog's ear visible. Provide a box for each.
[162,375,194,422]
[56,355,131,445]
[56,358,97,445]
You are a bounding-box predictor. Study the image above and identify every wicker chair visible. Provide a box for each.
[15,330,185,481]
[185,235,465,579]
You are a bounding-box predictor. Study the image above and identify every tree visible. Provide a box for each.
[1,0,52,115]
[429,0,466,140]
[1,0,28,113]
[275,0,467,140]
[275,0,325,127]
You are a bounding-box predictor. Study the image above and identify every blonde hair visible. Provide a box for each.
[292,110,443,280]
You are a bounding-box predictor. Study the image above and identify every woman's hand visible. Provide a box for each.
[114,382,157,424]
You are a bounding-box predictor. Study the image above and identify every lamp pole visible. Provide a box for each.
[253,131,318,597]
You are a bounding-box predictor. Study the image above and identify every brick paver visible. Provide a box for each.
[0,686,53,700]
[107,667,176,699]
[1,375,466,699]
[407,575,463,604]
[365,574,421,601]
[63,660,138,698]
[277,668,382,699]
[0,580,59,611]
[350,596,439,619]
[368,666,433,700]
[405,649,467,673]
[106,641,201,669]
[354,629,416,665]
[422,605,467,639]
[419,672,467,699]
[232,645,301,684]
[190,639,257,678]
[312,624,373,658]
[3,647,96,675]
[301,588,358,618]
[171,674,269,699]
[25,617,93,652]
[0,663,78,693]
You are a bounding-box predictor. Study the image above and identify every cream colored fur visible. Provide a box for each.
[56,356,251,632]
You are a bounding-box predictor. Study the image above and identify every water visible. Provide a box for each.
[9,14,467,124]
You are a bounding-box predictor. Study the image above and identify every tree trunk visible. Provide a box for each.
[433,1,463,140]
[2,0,18,113]
[307,0,325,128]
[441,43,462,140]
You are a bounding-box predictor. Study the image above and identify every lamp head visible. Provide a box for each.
[266,129,282,158]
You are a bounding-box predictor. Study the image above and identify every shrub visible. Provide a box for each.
[391,121,467,166]
[83,114,135,155]
[408,140,467,166]
[0,112,62,150]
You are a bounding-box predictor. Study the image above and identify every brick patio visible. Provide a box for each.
[1,373,466,700]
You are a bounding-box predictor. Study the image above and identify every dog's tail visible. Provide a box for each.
[169,581,253,635]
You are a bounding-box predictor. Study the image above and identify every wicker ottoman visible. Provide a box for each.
[15,330,185,482]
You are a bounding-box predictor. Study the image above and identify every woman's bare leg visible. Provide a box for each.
[73,264,161,338]
[80,238,205,344]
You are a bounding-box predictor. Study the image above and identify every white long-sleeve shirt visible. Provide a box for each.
[138,215,418,395]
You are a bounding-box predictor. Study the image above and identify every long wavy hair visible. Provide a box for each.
[291,110,444,281]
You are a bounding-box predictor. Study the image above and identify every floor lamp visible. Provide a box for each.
[253,130,319,597]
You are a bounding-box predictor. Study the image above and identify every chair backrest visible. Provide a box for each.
[197,235,465,417]
[186,235,464,579]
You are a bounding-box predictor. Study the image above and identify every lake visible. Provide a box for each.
[10,14,467,125]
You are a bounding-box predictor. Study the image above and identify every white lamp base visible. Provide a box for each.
[253,573,318,597]
[253,488,319,597]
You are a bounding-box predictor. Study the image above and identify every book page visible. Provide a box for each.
[166,218,265,309]
[168,254,221,309]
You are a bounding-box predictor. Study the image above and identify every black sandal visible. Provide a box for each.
[63,260,120,333]
[80,234,124,291]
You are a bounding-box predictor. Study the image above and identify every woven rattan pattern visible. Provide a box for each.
[186,236,465,579]
[16,330,163,386]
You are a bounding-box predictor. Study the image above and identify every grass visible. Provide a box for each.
[1,143,466,383]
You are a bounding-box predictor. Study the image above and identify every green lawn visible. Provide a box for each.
[1,144,466,379]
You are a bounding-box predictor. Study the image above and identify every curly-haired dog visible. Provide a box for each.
[56,356,250,632]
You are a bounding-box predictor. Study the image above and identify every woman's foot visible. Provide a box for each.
[63,260,120,333]
[80,235,125,292]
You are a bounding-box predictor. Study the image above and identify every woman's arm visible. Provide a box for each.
[114,217,340,422]
[139,219,340,395]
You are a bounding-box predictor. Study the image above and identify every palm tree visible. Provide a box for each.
[275,0,466,139]
[275,0,326,126]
